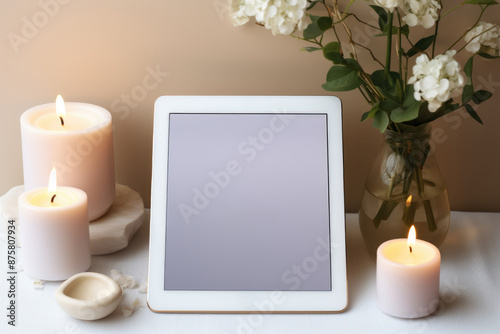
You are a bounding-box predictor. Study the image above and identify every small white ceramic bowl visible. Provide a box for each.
[55,272,123,320]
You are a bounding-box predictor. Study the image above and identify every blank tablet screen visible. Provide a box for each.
[164,113,331,291]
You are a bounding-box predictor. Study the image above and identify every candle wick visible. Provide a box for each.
[409,246,413,253]
[51,194,56,203]
[59,116,64,126]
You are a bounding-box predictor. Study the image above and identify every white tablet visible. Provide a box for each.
[148,96,347,313]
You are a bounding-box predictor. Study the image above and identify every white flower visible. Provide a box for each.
[408,50,465,112]
[231,0,254,26]
[399,0,440,29]
[374,0,399,13]
[231,0,309,35]
[464,21,500,56]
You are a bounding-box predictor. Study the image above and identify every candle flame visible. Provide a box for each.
[406,195,412,207]
[56,94,66,126]
[48,167,57,196]
[407,225,416,252]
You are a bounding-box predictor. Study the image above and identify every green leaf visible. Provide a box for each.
[477,52,500,59]
[301,47,322,52]
[406,35,435,57]
[303,21,323,40]
[371,70,403,101]
[440,101,461,116]
[361,111,370,122]
[430,100,461,122]
[472,90,493,104]
[371,70,388,87]
[317,17,333,31]
[373,110,390,133]
[362,103,380,122]
[462,84,474,104]
[400,25,410,38]
[369,5,387,31]
[390,86,421,122]
[309,15,320,23]
[343,58,362,71]
[464,56,474,80]
[380,99,399,111]
[411,100,460,125]
[465,104,483,124]
[322,64,363,92]
[464,0,498,5]
[303,16,332,40]
[462,56,475,104]
[322,42,344,64]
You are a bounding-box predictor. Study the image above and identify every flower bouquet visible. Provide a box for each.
[231,0,499,252]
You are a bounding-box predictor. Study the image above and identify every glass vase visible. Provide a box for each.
[359,124,450,256]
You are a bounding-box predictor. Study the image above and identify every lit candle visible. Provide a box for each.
[376,226,441,318]
[18,167,91,281]
[20,95,115,220]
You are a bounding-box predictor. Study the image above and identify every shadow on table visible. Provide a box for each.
[345,217,376,311]
[84,212,151,325]
[427,213,500,320]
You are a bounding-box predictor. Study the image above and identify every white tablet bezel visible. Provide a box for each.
[148,96,347,313]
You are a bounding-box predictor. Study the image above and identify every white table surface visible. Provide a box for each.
[1,211,499,334]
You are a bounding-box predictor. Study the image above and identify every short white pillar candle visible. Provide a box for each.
[376,226,441,318]
[18,169,90,280]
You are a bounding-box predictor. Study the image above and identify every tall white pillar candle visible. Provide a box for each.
[18,177,91,280]
[376,226,440,318]
[20,96,115,220]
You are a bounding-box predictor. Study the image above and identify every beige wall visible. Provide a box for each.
[1,0,499,212]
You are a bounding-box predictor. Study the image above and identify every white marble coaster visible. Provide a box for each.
[0,184,144,255]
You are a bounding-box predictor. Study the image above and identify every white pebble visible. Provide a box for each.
[110,269,136,289]
[138,282,148,294]
[121,298,142,317]
[33,280,45,289]
[121,305,134,317]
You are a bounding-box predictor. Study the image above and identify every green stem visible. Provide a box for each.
[342,0,356,17]
[403,201,417,226]
[324,1,343,50]
[402,167,415,195]
[348,13,380,30]
[358,86,372,105]
[415,165,437,232]
[424,200,437,232]
[373,159,400,228]
[404,56,409,86]
[373,200,389,228]
[431,3,442,58]
[396,9,404,94]
[441,3,464,18]
[290,34,321,46]
[385,11,394,75]
[361,83,376,102]
[393,122,403,135]
[382,201,399,221]
[355,43,385,67]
